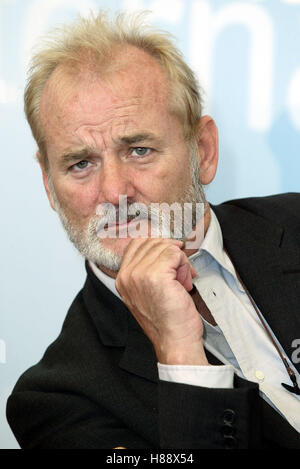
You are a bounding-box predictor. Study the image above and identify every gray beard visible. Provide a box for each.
[48,147,206,271]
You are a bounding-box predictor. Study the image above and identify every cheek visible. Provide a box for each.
[56,181,100,219]
[143,160,190,201]
[172,157,191,188]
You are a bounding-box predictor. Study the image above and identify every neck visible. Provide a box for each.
[98,203,211,279]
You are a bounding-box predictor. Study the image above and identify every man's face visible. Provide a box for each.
[39,47,205,271]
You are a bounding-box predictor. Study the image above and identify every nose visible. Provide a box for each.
[98,158,136,205]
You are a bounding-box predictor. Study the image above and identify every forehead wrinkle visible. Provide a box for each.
[74,117,133,152]
[74,102,144,152]
[80,101,140,132]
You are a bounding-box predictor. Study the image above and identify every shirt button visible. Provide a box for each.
[255,370,265,381]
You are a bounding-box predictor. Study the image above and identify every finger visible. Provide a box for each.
[165,246,195,291]
[117,239,183,297]
[119,241,187,292]
[117,242,193,298]
[180,240,198,278]
[176,261,195,292]
[147,243,192,282]
[120,237,148,268]
[121,237,183,270]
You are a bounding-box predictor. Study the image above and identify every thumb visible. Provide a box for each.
[176,263,194,291]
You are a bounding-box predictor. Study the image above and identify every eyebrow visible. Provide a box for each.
[116,132,160,145]
[59,133,162,167]
[59,148,96,167]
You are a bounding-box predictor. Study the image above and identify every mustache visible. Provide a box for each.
[95,202,155,233]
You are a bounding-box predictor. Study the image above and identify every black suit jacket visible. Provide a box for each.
[6,194,300,449]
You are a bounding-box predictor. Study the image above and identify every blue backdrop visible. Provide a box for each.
[1,0,299,448]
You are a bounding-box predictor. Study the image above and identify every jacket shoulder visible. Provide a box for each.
[214,192,300,224]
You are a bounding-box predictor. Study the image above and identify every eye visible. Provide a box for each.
[71,160,91,171]
[131,147,151,158]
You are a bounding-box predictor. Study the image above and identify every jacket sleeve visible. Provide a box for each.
[7,367,263,449]
[158,376,262,449]
[6,387,152,449]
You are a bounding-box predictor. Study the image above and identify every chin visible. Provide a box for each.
[100,236,137,256]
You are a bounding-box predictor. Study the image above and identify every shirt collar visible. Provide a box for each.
[187,209,238,280]
[88,260,122,300]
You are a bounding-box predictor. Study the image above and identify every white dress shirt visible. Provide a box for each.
[89,209,300,433]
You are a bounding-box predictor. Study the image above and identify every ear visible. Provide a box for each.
[36,151,56,212]
[196,115,219,185]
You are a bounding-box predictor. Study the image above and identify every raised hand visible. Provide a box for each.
[116,238,208,365]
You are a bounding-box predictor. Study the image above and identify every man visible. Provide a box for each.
[6,11,300,449]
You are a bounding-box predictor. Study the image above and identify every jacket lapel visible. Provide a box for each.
[83,261,158,383]
[118,313,158,382]
[213,202,300,373]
